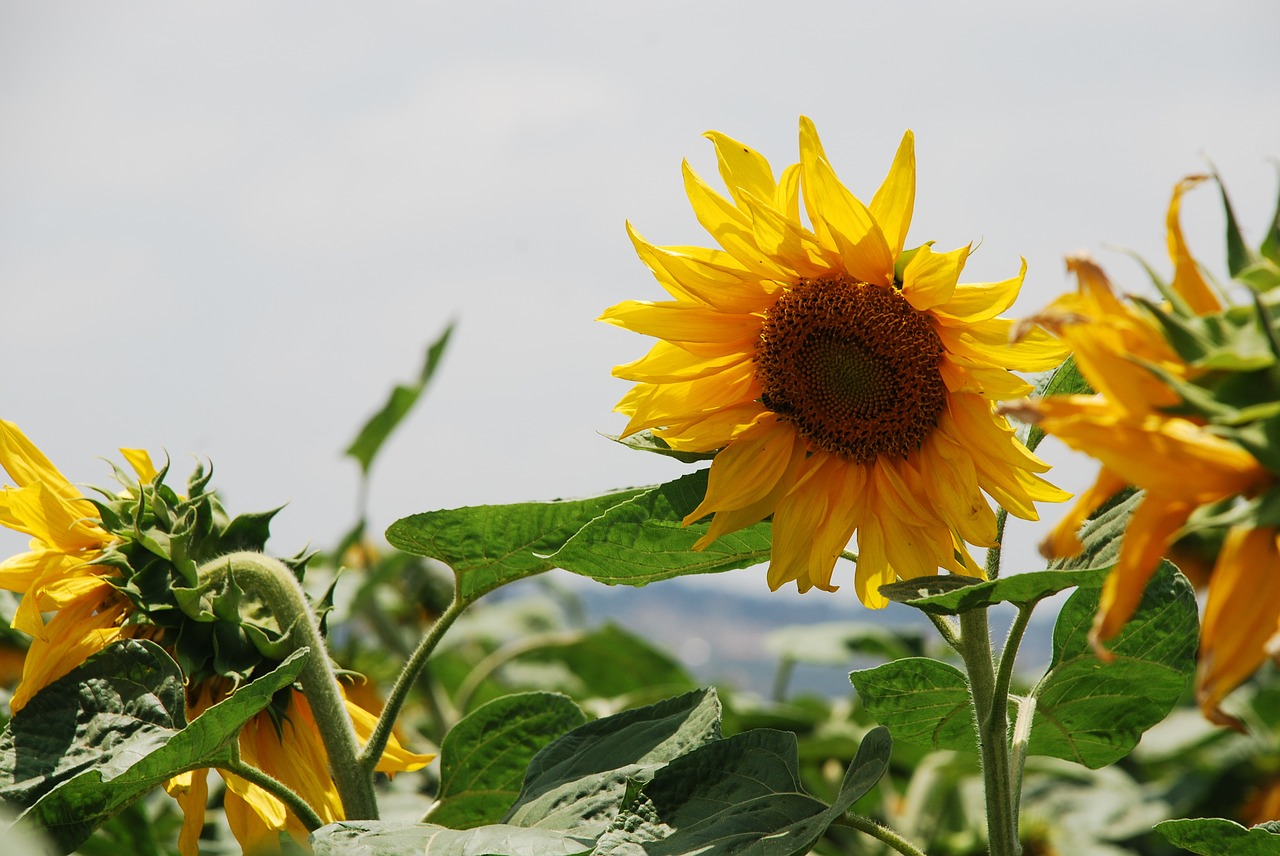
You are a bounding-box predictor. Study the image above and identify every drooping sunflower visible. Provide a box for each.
[0,420,432,853]
[601,118,1069,606]
[1004,176,1280,727]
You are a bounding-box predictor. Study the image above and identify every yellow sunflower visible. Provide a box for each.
[1004,178,1279,727]
[1,420,433,852]
[601,118,1069,606]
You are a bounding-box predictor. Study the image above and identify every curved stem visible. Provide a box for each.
[994,604,1033,711]
[835,814,928,856]
[926,613,962,653]
[957,609,1019,856]
[453,629,584,713]
[221,757,326,831]
[196,552,377,821]
[359,595,470,775]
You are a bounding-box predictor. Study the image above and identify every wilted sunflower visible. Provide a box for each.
[1004,176,1280,727]
[601,118,1069,605]
[0,420,432,853]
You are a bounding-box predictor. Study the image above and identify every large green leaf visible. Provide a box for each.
[346,322,455,475]
[595,726,892,855]
[427,693,587,830]
[1050,489,1142,572]
[1156,817,1280,855]
[1026,561,1196,768]
[388,471,772,600]
[504,688,722,836]
[386,487,649,602]
[849,659,975,752]
[884,567,1110,616]
[311,821,593,856]
[0,640,306,852]
[549,470,771,585]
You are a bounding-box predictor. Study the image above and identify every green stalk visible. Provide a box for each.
[221,756,326,831]
[197,552,378,821]
[836,814,928,856]
[359,595,470,775]
[957,608,1019,856]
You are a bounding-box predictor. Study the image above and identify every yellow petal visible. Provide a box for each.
[626,223,776,314]
[599,300,763,344]
[165,768,209,856]
[683,161,789,278]
[902,243,969,311]
[705,130,778,211]
[869,130,916,260]
[684,417,800,521]
[12,595,127,712]
[0,420,82,505]
[1091,494,1195,648]
[120,448,158,484]
[1166,175,1222,315]
[798,117,893,285]
[1196,526,1280,727]
[933,259,1026,325]
[613,340,752,384]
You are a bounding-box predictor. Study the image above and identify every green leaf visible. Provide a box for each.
[1156,817,1280,855]
[1,640,306,852]
[514,625,695,699]
[504,688,722,837]
[1050,489,1142,572]
[1026,561,1196,768]
[1261,171,1280,267]
[427,693,587,830]
[890,568,1110,616]
[549,470,772,585]
[596,726,892,856]
[346,321,455,475]
[604,430,718,464]
[386,486,649,602]
[310,821,593,856]
[849,659,975,751]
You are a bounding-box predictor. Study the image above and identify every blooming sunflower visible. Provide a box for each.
[0,420,432,853]
[1003,176,1280,727]
[601,118,1069,606]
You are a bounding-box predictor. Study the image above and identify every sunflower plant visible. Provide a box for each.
[2,120,1279,856]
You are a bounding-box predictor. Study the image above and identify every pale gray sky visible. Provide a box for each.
[2,1,1279,597]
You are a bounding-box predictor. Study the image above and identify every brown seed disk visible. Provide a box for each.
[756,277,947,463]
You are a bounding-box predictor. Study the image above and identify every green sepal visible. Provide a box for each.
[1261,169,1280,267]
[893,240,934,285]
[1217,171,1280,292]
[1133,297,1276,372]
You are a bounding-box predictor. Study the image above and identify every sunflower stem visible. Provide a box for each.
[957,608,1019,856]
[834,814,928,856]
[359,594,470,776]
[986,507,1009,580]
[221,753,326,832]
[196,552,378,821]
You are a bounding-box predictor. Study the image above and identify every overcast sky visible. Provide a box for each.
[2,2,1279,600]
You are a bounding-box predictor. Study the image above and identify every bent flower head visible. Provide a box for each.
[601,118,1068,606]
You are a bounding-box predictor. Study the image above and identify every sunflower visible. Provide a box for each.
[601,118,1069,605]
[1003,177,1280,727]
[1,420,432,852]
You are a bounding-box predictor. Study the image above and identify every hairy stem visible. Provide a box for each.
[958,608,1019,856]
[359,595,470,775]
[197,552,377,820]
[835,814,928,856]
[221,756,326,831]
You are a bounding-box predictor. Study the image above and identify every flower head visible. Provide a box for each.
[601,118,1069,605]
[1007,175,1280,727]
[0,421,433,852]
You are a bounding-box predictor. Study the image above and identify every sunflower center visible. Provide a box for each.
[756,277,947,463]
